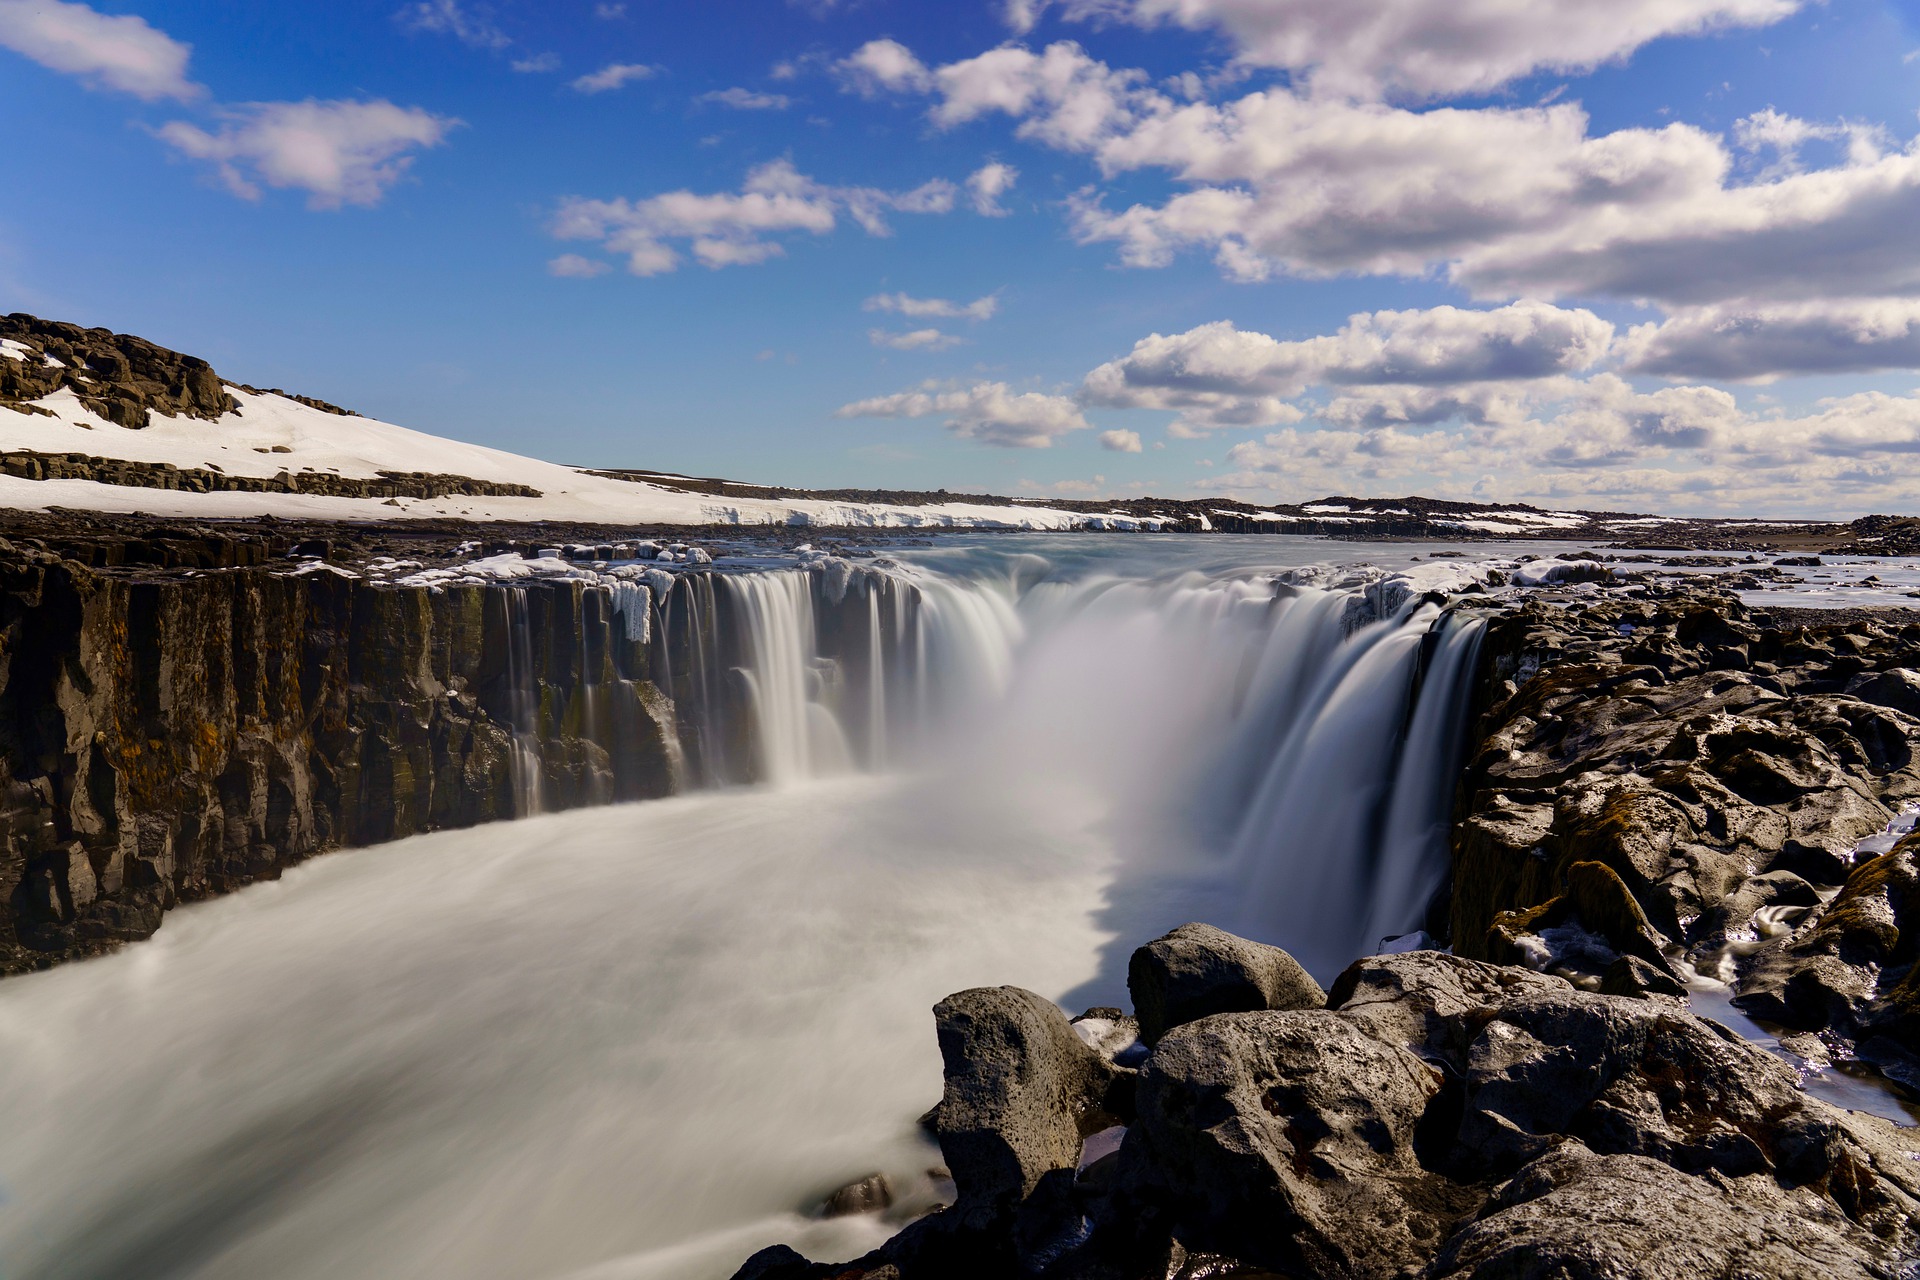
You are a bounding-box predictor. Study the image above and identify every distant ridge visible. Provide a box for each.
[0,313,1912,550]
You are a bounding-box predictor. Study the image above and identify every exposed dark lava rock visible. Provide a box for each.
[732,933,1920,1280]
[1,313,234,428]
[1128,922,1327,1046]
[1453,586,1920,1082]
[0,450,542,500]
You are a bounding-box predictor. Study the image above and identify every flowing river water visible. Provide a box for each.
[0,534,1893,1279]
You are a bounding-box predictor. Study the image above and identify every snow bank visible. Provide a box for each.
[1510,559,1610,587]
[0,387,1106,530]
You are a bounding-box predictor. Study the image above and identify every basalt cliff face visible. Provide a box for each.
[0,526,683,974]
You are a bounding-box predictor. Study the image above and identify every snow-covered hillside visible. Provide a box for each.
[0,381,1121,529]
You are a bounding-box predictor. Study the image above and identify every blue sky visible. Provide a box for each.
[4,0,1920,515]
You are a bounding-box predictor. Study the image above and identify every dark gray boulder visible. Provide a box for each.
[1453,990,1809,1177]
[1428,1144,1912,1280]
[927,986,1118,1230]
[1599,953,1687,999]
[1847,667,1920,718]
[1328,948,1571,1065]
[1122,1009,1472,1278]
[1127,923,1325,1045]
[731,948,1920,1280]
[1335,951,1920,1230]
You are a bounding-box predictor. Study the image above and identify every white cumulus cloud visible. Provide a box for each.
[552,159,957,276]
[837,381,1090,447]
[1081,301,1613,432]
[156,99,458,209]
[1048,0,1802,101]
[1099,428,1143,452]
[864,291,999,321]
[929,41,1148,150]
[1734,107,1889,176]
[395,0,509,50]
[835,38,931,96]
[0,0,200,100]
[1212,379,1920,517]
[966,161,1019,215]
[1622,299,1920,382]
[573,62,656,94]
[869,327,964,350]
[867,37,1920,316]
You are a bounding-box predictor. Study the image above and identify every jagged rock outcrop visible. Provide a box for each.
[1452,585,1920,1077]
[0,450,541,500]
[1,313,235,428]
[0,531,680,974]
[230,383,362,416]
[1739,835,1920,1091]
[733,931,1920,1280]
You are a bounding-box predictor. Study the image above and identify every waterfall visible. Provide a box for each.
[866,586,886,769]
[483,549,1489,977]
[0,541,1517,1280]
[1364,614,1487,949]
[1227,604,1487,972]
[502,586,545,817]
[718,572,853,785]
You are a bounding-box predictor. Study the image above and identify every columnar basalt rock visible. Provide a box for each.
[0,535,680,974]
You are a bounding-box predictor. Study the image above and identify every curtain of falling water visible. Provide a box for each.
[493,556,1483,969]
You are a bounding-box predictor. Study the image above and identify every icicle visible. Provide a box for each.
[608,581,651,644]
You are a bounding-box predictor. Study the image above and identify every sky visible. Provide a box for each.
[4,0,1920,517]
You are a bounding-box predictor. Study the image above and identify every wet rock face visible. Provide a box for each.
[1739,837,1920,1090]
[0,539,680,974]
[736,934,1920,1280]
[1453,587,1920,1073]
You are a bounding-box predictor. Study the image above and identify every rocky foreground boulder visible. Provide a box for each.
[736,926,1920,1280]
